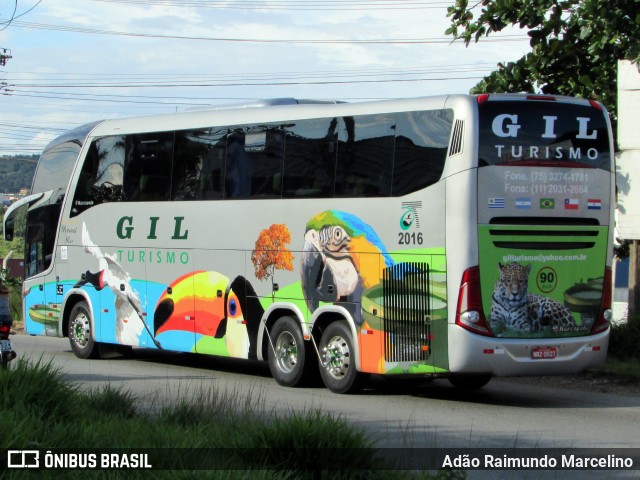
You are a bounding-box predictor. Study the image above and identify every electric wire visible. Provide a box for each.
[9,19,527,44]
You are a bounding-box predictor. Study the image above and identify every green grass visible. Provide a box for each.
[608,319,640,360]
[591,320,640,382]
[0,359,459,479]
[596,357,640,382]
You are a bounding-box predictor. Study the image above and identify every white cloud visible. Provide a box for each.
[0,0,532,154]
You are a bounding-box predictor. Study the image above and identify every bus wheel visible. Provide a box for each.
[68,302,99,359]
[268,316,309,387]
[448,374,491,390]
[319,321,367,394]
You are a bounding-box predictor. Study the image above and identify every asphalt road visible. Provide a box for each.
[10,333,640,452]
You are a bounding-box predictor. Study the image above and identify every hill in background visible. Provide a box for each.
[0,155,37,193]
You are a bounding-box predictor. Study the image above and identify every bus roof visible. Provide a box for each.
[86,95,456,138]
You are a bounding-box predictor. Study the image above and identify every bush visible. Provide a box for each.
[608,320,640,360]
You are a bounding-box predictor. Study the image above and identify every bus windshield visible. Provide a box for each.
[478,98,611,170]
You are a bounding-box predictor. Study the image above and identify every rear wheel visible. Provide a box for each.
[68,301,99,359]
[268,316,314,387]
[448,374,491,390]
[318,321,367,394]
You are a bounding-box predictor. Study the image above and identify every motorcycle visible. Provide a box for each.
[0,319,16,369]
[0,253,17,369]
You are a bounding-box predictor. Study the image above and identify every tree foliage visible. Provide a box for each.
[446,0,640,120]
[0,156,37,193]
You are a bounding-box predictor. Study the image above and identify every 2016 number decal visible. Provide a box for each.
[398,232,423,245]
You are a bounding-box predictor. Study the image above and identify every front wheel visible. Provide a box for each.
[318,321,367,394]
[268,316,314,387]
[68,301,99,359]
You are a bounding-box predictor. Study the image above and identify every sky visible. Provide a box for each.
[0,0,532,155]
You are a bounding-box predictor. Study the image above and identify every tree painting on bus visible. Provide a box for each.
[76,223,158,347]
[301,210,393,326]
[251,223,294,299]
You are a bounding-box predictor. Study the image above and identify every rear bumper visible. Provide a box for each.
[448,324,609,376]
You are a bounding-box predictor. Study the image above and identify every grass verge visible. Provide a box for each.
[594,320,640,382]
[0,358,463,479]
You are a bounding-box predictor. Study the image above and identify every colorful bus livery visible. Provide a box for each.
[4,94,614,393]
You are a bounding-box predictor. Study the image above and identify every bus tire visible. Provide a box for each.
[268,316,310,387]
[318,321,367,394]
[68,301,99,359]
[448,374,491,390]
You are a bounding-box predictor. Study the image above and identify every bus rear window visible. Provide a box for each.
[478,100,611,170]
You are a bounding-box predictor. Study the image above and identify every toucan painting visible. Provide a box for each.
[153,271,263,359]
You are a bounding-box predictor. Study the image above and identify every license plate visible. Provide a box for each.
[531,346,557,359]
[0,339,11,352]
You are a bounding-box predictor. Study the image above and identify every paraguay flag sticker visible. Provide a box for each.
[587,199,602,210]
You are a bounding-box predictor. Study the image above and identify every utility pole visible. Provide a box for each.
[0,48,12,67]
[617,60,640,323]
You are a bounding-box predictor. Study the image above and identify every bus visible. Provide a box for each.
[4,94,614,393]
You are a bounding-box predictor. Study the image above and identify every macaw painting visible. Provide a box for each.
[301,210,393,326]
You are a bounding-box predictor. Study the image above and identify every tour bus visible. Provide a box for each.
[4,94,614,393]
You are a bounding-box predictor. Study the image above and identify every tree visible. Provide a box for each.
[251,224,294,298]
[446,0,640,120]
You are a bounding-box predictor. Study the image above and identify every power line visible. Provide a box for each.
[10,19,526,44]
[5,65,497,86]
[0,0,42,32]
[90,0,452,10]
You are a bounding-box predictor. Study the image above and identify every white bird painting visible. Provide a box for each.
[78,222,150,347]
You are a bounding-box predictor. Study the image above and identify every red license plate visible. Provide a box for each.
[531,347,557,359]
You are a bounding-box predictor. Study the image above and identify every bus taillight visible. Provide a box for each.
[456,266,493,337]
[591,267,613,335]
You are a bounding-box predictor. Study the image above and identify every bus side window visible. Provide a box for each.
[26,225,44,277]
[393,109,453,196]
[71,135,125,217]
[125,133,174,201]
[225,127,284,199]
[282,118,336,198]
[24,204,59,277]
[335,114,394,197]
[172,128,226,201]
